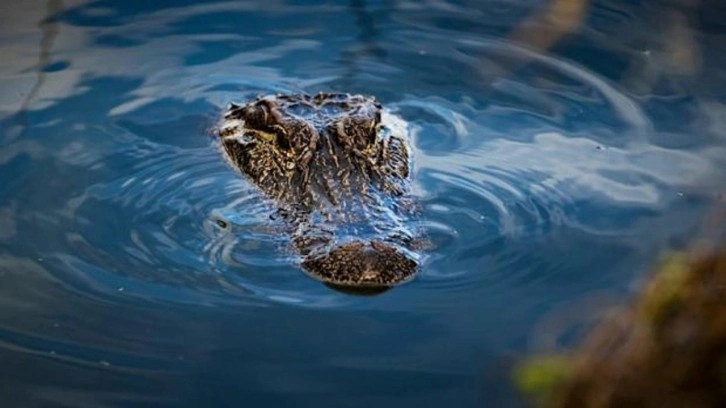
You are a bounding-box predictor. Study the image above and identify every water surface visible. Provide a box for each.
[1,0,725,406]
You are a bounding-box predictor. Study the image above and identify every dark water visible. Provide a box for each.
[1,0,725,406]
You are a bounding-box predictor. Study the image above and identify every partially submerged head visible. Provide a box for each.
[218,92,419,292]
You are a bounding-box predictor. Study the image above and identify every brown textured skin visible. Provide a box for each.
[218,92,418,290]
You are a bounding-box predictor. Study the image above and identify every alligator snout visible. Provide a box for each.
[301,241,417,292]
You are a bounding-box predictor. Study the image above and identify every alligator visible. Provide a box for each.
[217,92,421,293]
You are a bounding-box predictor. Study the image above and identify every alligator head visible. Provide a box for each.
[218,92,419,293]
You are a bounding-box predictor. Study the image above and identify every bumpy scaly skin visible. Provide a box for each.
[218,92,418,290]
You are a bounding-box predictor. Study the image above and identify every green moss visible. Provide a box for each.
[641,252,690,328]
[514,355,572,405]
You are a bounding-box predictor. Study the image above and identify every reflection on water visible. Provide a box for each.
[0,0,725,406]
[12,0,64,143]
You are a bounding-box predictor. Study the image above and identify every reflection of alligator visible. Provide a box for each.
[218,92,420,292]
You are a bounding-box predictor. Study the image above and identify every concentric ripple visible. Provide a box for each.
[3,24,723,309]
[382,35,725,297]
[56,132,366,307]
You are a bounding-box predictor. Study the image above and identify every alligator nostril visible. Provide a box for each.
[360,267,380,281]
[359,246,379,264]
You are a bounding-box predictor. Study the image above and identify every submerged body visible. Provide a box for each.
[218,92,420,291]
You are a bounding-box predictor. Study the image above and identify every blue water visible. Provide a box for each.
[1,0,725,406]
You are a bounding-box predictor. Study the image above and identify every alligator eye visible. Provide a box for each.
[240,102,270,129]
[272,124,291,150]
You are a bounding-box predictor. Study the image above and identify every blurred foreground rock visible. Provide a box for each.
[516,246,726,407]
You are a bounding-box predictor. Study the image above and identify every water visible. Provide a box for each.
[1,0,725,406]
